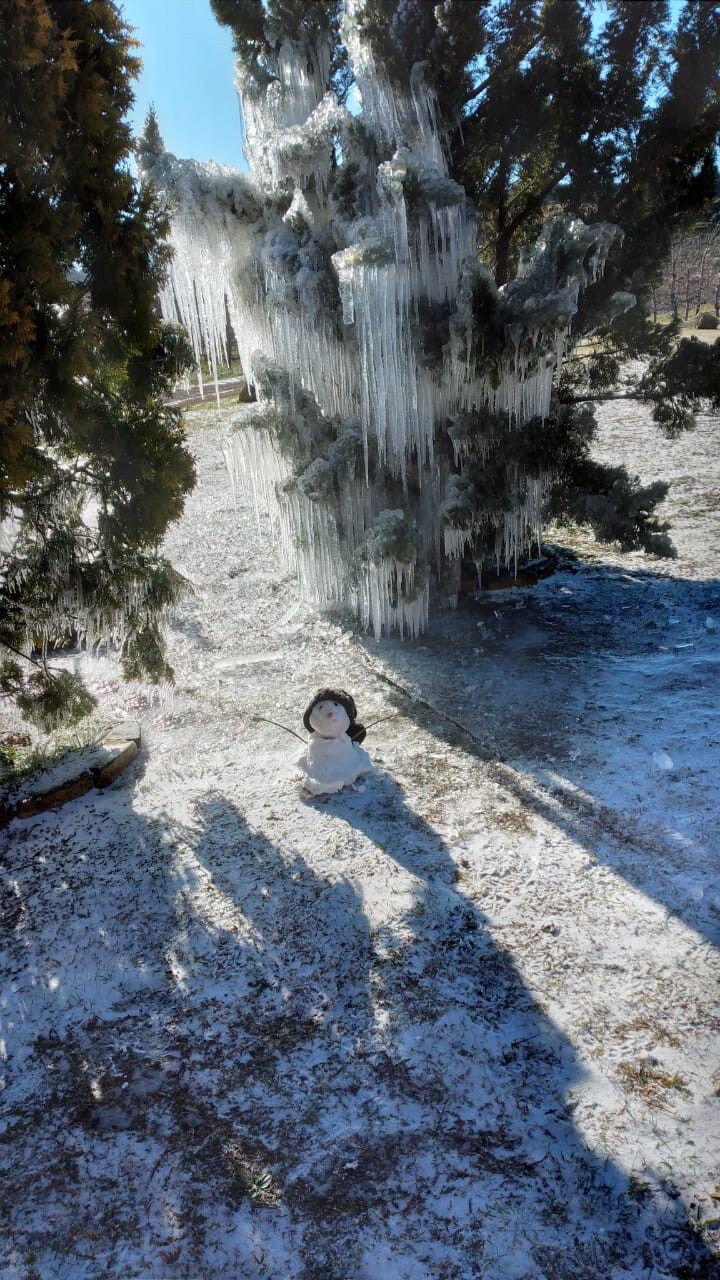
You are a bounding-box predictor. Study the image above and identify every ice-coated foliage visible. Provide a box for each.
[141,1,631,636]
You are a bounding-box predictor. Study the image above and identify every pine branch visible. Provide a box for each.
[506,163,570,236]
[0,637,56,673]
[463,34,544,108]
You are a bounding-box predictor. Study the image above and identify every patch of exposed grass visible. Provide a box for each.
[618,1058,687,1104]
[628,1175,653,1201]
[181,400,229,427]
[176,354,243,391]
[0,714,110,789]
[615,1015,682,1049]
[489,806,535,834]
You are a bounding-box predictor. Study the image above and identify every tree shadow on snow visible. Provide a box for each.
[358,560,720,948]
[301,772,718,1279]
[1,764,717,1278]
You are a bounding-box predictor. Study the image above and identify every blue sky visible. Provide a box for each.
[120,0,687,170]
[120,0,246,168]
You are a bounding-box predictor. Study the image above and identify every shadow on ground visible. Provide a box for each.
[1,745,717,1277]
[358,560,720,947]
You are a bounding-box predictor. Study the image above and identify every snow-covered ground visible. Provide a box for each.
[1,397,719,1280]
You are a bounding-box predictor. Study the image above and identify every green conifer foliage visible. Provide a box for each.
[454,0,720,550]
[202,1,719,578]
[0,0,196,728]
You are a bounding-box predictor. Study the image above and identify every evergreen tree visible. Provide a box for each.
[341,0,720,546]
[451,0,720,541]
[144,1,720,639]
[0,0,195,727]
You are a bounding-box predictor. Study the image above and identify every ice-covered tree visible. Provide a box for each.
[0,1,195,728]
[141,0,720,638]
[454,0,720,509]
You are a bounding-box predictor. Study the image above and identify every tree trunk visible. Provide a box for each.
[684,267,692,321]
[697,244,710,315]
[495,228,511,289]
[670,244,679,320]
[651,286,657,324]
[494,158,511,287]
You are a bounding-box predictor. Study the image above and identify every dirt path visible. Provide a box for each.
[1,402,718,1280]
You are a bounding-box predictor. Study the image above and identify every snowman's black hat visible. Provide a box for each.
[303,688,366,743]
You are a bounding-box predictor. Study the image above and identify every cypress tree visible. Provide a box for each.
[455,0,720,543]
[144,1,720,637]
[0,0,195,726]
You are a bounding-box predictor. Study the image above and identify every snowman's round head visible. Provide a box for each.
[308,698,350,738]
[303,687,359,739]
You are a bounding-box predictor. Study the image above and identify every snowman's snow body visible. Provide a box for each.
[297,697,373,795]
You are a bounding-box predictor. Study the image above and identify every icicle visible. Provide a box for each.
[443,526,473,560]
[142,11,623,640]
[355,560,429,640]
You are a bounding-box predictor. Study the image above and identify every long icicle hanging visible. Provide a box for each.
[140,1,633,638]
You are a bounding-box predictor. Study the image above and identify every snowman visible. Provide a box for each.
[297,687,373,795]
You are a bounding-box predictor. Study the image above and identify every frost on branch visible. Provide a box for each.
[141,3,632,636]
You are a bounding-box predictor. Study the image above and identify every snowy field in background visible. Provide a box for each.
[1,396,719,1280]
